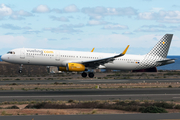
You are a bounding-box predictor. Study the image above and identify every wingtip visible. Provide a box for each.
[91,48,95,52]
[122,45,130,55]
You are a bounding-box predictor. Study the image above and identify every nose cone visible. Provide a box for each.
[1,55,4,61]
[1,55,6,61]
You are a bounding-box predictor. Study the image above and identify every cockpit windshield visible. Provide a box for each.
[7,51,15,54]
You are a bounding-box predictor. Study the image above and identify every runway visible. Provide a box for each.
[1,88,180,102]
[1,79,180,85]
[1,113,180,120]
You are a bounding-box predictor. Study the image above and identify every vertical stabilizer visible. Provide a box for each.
[147,34,173,58]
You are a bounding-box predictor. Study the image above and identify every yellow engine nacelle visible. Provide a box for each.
[58,63,85,72]
[58,67,67,71]
[67,63,85,72]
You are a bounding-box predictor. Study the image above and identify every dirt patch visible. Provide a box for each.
[0,104,27,109]
[1,101,180,115]
[0,108,179,116]
[0,108,140,115]
[166,109,180,113]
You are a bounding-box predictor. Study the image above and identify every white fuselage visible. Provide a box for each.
[1,48,145,70]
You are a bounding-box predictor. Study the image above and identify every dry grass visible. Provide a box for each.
[0,82,180,90]
[0,108,139,116]
[1,100,180,115]
[0,106,179,116]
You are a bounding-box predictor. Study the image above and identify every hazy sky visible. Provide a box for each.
[0,0,180,55]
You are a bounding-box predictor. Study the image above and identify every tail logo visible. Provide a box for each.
[135,34,173,70]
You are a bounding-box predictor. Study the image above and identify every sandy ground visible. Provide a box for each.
[0,104,139,115]
[0,108,179,116]
[0,104,180,115]
[0,108,139,115]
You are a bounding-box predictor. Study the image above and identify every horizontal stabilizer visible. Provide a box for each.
[157,59,175,65]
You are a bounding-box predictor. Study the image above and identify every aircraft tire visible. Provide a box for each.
[81,72,87,78]
[88,72,94,78]
[18,70,22,73]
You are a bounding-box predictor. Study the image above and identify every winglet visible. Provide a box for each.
[91,48,95,52]
[122,45,129,55]
[113,45,130,58]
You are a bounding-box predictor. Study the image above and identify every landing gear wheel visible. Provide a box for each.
[88,72,94,78]
[81,72,87,78]
[18,70,22,73]
[19,64,23,74]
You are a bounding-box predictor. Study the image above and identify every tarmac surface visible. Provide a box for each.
[1,113,180,120]
[1,79,180,85]
[0,88,180,101]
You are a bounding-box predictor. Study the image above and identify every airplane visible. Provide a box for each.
[1,34,175,78]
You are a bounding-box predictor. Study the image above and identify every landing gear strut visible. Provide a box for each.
[18,64,23,73]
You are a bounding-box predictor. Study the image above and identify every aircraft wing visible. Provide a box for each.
[79,45,129,68]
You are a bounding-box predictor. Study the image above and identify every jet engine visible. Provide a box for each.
[58,63,85,72]
[58,67,67,71]
[66,63,85,72]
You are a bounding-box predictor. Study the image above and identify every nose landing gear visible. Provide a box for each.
[18,70,22,73]
[18,64,23,73]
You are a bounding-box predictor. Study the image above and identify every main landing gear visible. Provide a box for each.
[18,64,23,73]
[88,72,94,78]
[81,72,94,78]
[81,72,87,78]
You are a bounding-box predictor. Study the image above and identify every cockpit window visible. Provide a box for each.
[7,51,15,54]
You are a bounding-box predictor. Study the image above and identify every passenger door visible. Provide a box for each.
[55,52,60,61]
[20,49,25,59]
